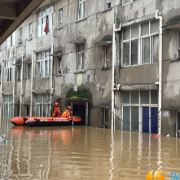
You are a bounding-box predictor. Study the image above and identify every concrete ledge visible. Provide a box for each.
[120,84,158,91]
[75,17,87,23]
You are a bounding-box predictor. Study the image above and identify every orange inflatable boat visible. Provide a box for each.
[10,115,82,126]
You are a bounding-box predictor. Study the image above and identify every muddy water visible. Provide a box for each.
[0,118,179,180]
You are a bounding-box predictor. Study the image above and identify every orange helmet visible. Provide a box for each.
[55,102,59,107]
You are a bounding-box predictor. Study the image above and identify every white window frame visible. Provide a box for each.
[19,28,22,43]
[121,20,159,67]
[56,58,62,75]
[37,4,53,38]
[17,65,21,81]
[103,45,110,68]
[77,43,85,71]
[177,29,180,58]
[29,23,33,40]
[59,8,63,28]
[36,50,51,78]
[35,94,50,117]
[122,0,137,6]
[4,59,14,83]
[122,90,158,133]
[3,95,13,118]
[78,0,86,20]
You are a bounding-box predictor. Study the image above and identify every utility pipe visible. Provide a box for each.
[155,10,162,135]
[20,52,24,116]
[111,24,121,130]
[30,50,35,117]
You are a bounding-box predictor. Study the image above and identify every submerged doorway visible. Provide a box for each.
[142,107,158,134]
[73,105,85,125]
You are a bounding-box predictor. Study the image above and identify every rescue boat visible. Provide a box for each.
[26,116,82,127]
[10,116,82,126]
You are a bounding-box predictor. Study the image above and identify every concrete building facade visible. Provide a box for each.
[1,0,180,137]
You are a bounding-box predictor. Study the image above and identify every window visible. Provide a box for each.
[122,90,158,132]
[36,50,51,78]
[38,4,53,37]
[103,46,111,68]
[178,30,180,58]
[5,32,16,48]
[56,58,62,75]
[122,20,159,66]
[77,43,85,71]
[29,23,32,39]
[4,59,14,82]
[78,0,86,20]
[59,9,63,28]
[35,94,50,117]
[106,1,111,9]
[19,28,22,43]
[3,95,13,118]
[17,65,21,81]
[25,63,31,79]
[122,0,137,6]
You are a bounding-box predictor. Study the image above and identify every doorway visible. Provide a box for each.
[142,107,158,134]
[73,105,85,125]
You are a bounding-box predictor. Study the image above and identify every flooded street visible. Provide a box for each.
[0,118,180,180]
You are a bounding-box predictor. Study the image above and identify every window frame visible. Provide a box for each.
[77,43,85,71]
[122,90,158,132]
[29,23,33,40]
[35,94,50,117]
[3,95,13,118]
[36,49,51,78]
[78,0,86,20]
[177,29,180,58]
[19,28,22,43]
[122,0,137,6]
[121,20,159,67]
[37,4,53,38]
[17,65,21,81]
[4,59,14,83]
[59,8,63,28]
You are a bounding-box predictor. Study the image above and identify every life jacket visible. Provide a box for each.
[53,107,61,117]
[62,110,70,119]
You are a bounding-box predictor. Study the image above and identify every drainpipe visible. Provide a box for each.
[155,10,162,135]
[50,44,54,115]
[111,24,121,130]
[20,52,24,116]
[30,50,35,117]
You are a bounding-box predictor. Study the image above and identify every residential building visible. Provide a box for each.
[0,0,180,137]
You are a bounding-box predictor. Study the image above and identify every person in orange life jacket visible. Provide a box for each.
[53,102,61,117]
[62,106,72,119]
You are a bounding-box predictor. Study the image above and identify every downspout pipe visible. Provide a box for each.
[111,24,121,130]
[20,52,24,116]
[155,10,162,135]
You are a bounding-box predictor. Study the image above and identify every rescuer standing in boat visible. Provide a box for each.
[53,102,61,117]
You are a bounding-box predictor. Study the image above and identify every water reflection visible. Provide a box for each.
[0,117,179,179]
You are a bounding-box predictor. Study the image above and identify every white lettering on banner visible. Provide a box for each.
[54,118,68,122]
[41,119,47,122]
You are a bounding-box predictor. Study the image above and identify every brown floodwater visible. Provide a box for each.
[0,117,179,180]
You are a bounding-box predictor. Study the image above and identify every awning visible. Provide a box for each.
[98,105,111,109]
[50,53,63,57]
[94,35,112,46]
[161,108,180,111]
[13,59,22,66]
[23,60,32,64]
[121,13,155,27]
[65,98,89,101]
[35,46,52,53]
[120,84,158,91]
[69,38,86,44]
[33,90,50,94]
[163,21,180,29]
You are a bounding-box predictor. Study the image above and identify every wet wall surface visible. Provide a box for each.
[0,118,180,179]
